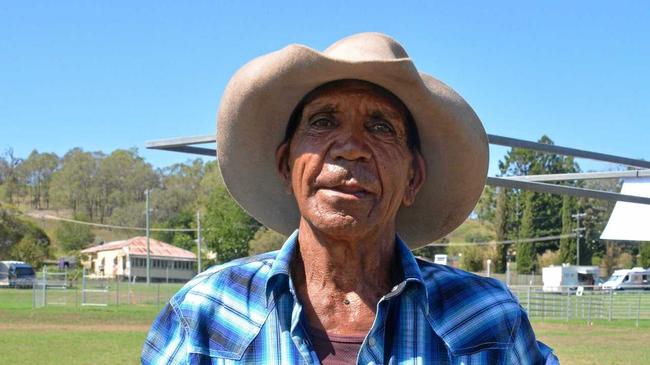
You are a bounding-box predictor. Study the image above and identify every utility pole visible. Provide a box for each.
[196,210,202,274]
[145,189,151,284]
[572,212,586,266]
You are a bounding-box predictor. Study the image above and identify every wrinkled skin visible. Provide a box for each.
[276,81,426,336]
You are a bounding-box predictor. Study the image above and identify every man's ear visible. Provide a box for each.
[275,142,293,195]
[402,151,426,207]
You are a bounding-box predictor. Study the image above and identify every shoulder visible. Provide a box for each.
[416,258,516,303]
[164,252,278,358]
[415,259,523,355]
[171,251,277,322]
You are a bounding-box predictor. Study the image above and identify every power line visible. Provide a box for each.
[425,233,577,247]
[26,213,202,232]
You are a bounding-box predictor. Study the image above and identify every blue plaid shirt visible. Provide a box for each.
[143,231,558,364]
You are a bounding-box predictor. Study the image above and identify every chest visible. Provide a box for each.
[188,295,511,365]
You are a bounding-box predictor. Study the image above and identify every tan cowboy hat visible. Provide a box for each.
[217,32,488,249]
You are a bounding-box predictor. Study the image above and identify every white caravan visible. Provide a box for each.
[542,265,600,292]
[601,267,650,290]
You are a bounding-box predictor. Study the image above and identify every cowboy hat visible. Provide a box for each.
[216,32,488,248]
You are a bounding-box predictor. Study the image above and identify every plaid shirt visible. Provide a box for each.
[143,231,559,364]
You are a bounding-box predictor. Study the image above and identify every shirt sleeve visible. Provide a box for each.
[142,302,190,365]
[508,310,560,365]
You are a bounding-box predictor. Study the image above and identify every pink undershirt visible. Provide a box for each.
[309,326,365,365]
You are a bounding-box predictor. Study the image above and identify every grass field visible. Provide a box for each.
[1,288,649,364]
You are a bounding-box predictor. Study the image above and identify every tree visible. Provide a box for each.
[0,149,24,204]
[17,150,59,209]
[493,187,508,273]
[154,159,205,222]
[96,149,158,222]
[50,148,100,218]
[475,185,496,223]
[55,220,95,252]
[516,191,535,274]
[152,210,196,251]
[10,233,51,267]
[498,136,581,261]
[203,184,260,263]
[558,195,575,264]
[0,204,50,264]
[581,178,619,263]
[639,242,650,268]
[0,204,28,257]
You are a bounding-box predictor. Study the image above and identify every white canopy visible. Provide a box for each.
[600,177,650,241]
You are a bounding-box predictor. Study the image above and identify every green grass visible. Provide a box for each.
[533,320,650,365]
[0,288,162,365]
[2,289,650,364]
[1,329,147,364]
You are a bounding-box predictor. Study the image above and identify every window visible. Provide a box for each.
[133,258,146,268]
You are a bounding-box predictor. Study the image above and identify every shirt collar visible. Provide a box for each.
[264,230,299,306]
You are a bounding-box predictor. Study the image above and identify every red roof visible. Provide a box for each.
[81,236,196,260]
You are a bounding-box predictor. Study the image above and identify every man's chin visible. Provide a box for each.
[303,211,374,239]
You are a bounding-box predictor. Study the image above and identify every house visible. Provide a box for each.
[81,236,197,282]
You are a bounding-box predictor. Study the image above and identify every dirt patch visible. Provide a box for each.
[0,322,150,332]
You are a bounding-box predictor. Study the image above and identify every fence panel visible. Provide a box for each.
[509,285,650,325]
[31,275,650,326]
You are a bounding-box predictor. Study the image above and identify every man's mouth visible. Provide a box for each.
[316,181,376,199]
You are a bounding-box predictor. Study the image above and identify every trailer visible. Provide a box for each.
[542,264,600,292]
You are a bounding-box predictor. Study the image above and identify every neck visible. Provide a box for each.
[291,219,398,336]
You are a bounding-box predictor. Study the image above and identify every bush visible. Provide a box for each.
[537,250,561,269]
[447,244,485,272]
[1,204,51,265]
[616,252,634,269]
[248,227,286,255]
[55,220,95,252]
[10,233,50,267]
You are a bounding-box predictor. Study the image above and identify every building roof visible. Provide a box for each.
[81,236,196,260]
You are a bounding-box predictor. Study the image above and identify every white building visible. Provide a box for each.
[81,236,197,282]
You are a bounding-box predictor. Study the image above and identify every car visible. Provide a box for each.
[8,263,36,288]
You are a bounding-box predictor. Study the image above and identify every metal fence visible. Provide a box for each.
[33,277,182,309]
[509,285,650,326]
[33,266,73,308]
[30,272,650,328]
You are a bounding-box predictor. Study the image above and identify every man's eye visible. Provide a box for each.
[310,117,335,129]
[368,120,395,134]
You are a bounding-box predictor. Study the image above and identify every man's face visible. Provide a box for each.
[276,82,425,239]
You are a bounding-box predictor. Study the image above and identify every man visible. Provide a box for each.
[142,33,558,364]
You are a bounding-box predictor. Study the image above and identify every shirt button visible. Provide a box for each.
[368,337,376,347]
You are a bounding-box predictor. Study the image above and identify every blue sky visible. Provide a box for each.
[1,1,648,175]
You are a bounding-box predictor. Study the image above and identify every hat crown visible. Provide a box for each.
[324,32,409,62]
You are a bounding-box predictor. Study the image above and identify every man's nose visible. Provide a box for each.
[329,129,372,161]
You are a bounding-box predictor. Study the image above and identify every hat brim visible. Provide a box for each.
[217,44,488,249]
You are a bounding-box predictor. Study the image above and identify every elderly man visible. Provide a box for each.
[142,33,558,364]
